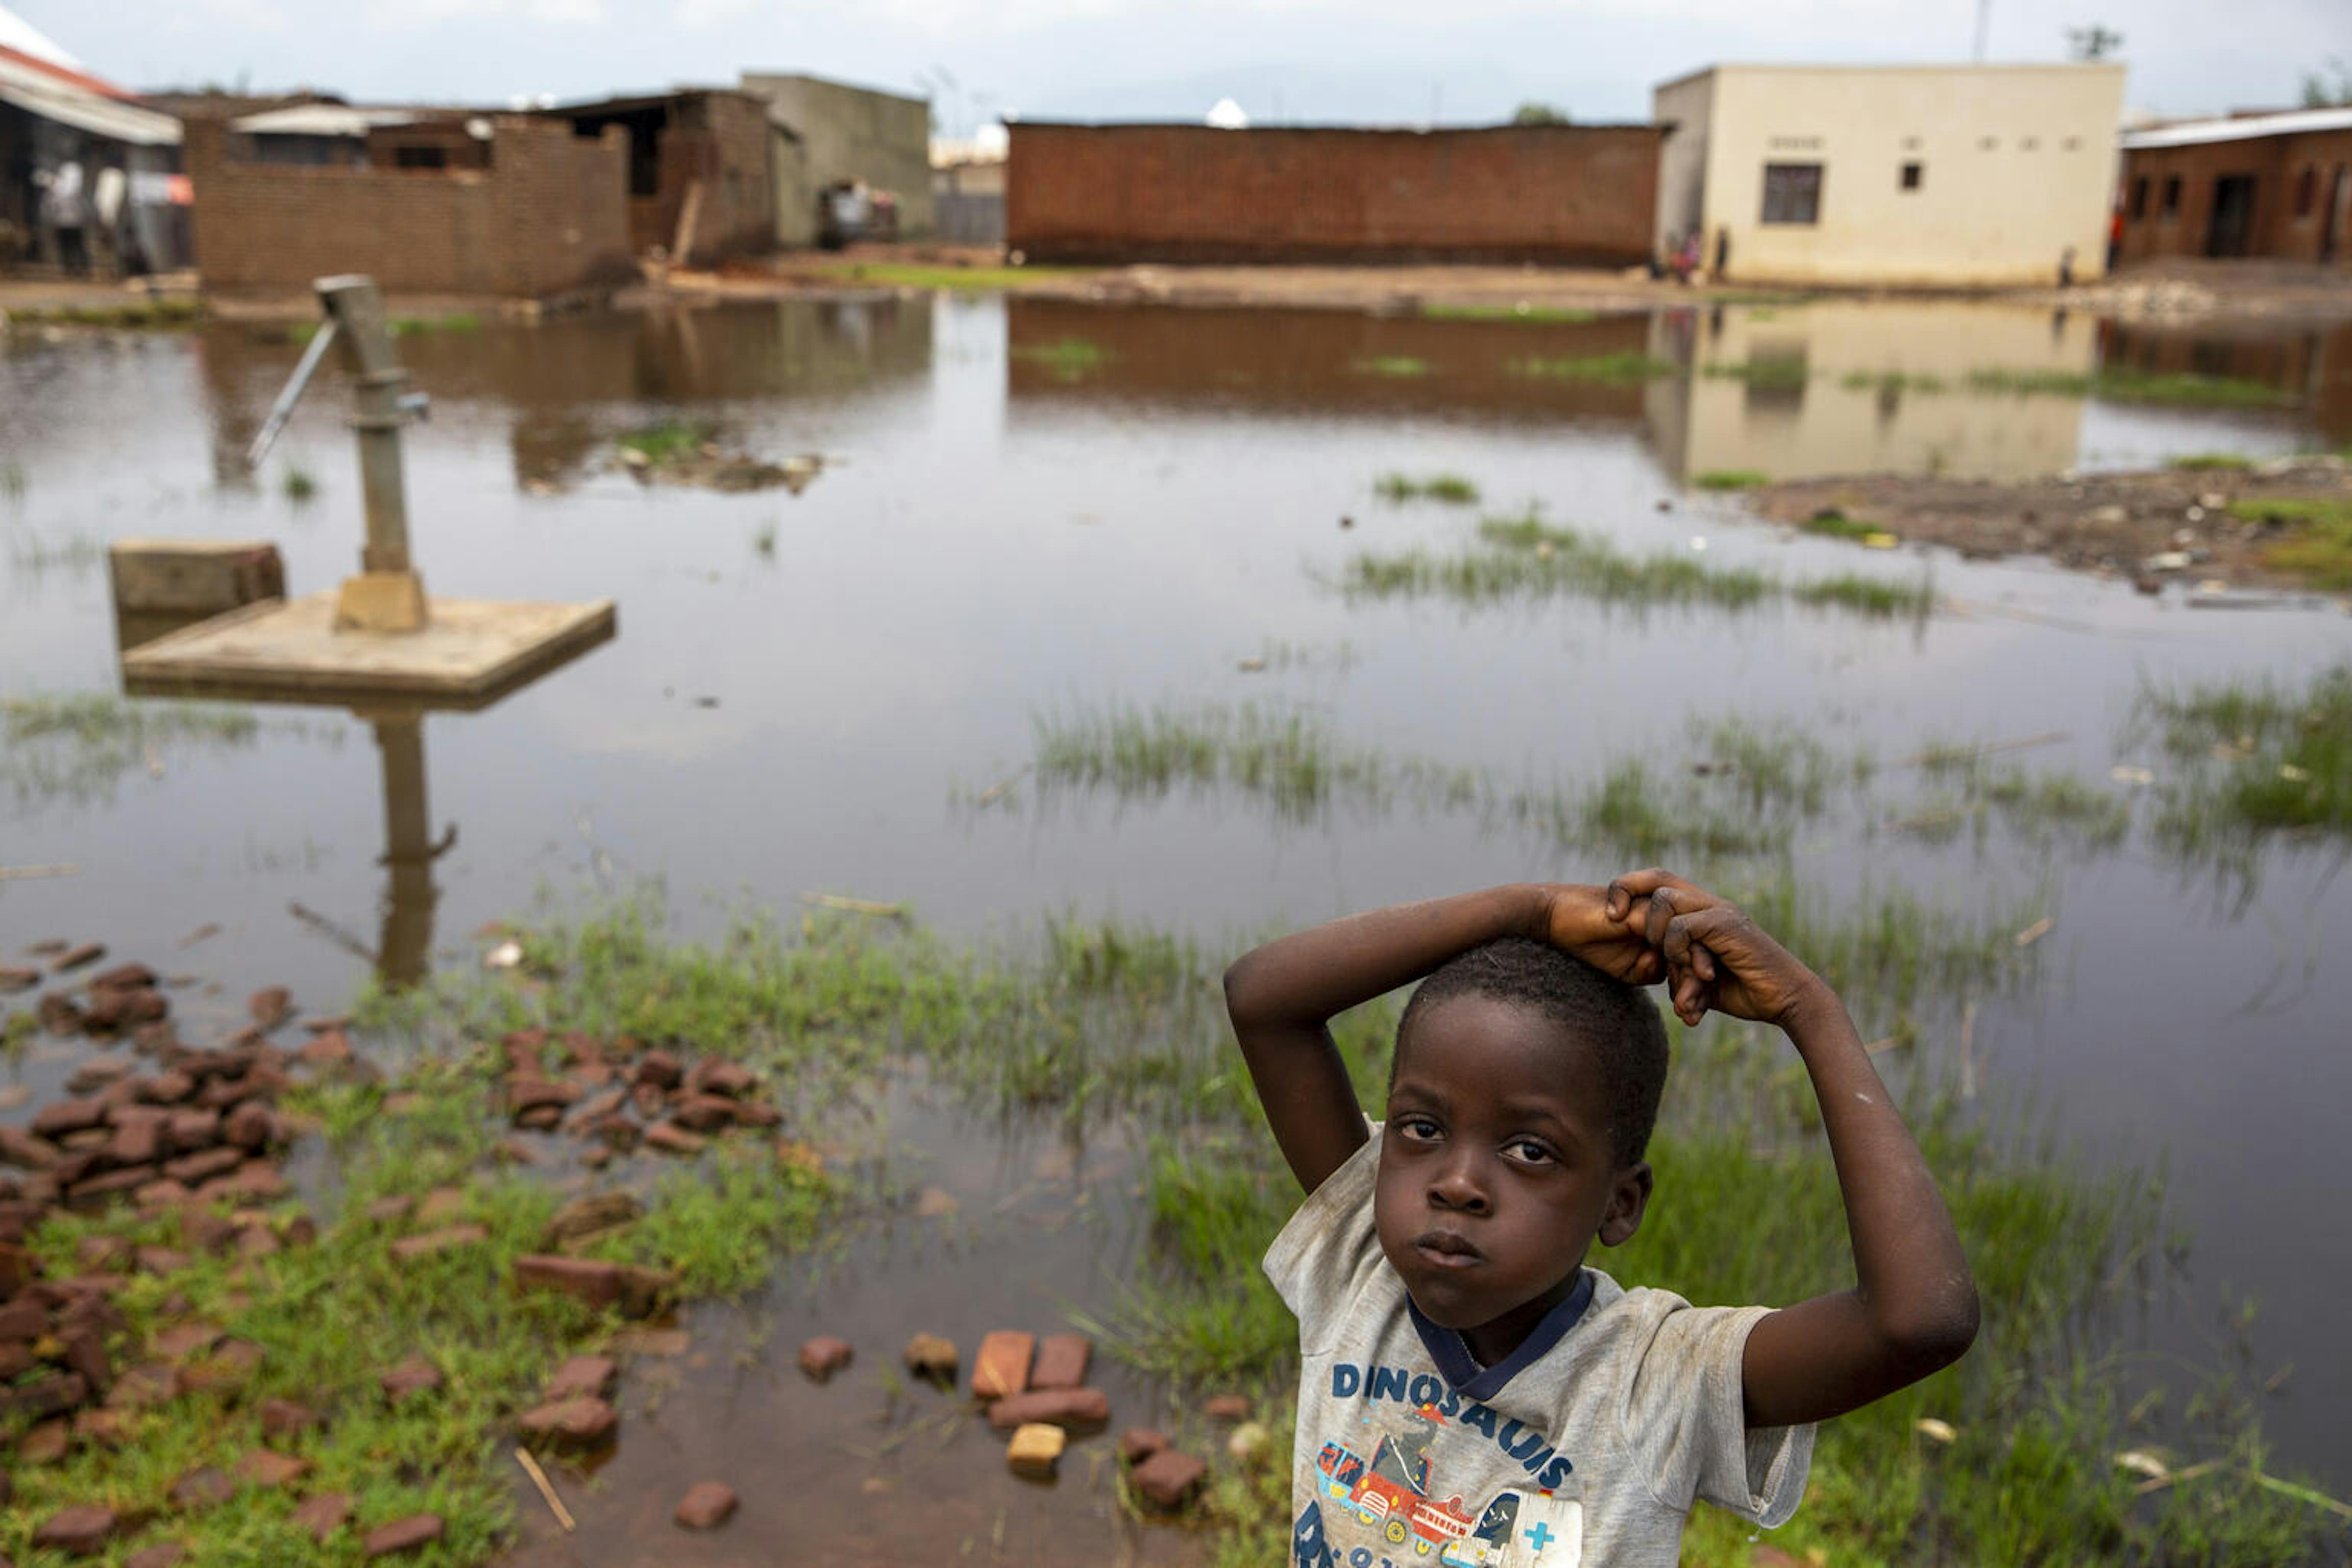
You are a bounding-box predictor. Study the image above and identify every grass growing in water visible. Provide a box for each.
[615,419,712,468]
[1508,352,1678,385]
[1009,336,1112,381]
[1339,509,1933,621]
[282,463,318,504]
[1702,358,1811,392]
[1,460,24,502]
[2131,664,2352,888]
[2171,453,2257,472]
[9,297,207,330]
[1966,366,2294,408]
[1839,369,1950,396]
[1,692,332,808]
[752,518,779,558]
[1373,472,1480,504]
[1419,302,1598,324]
[1352,355,1432,378]
[1694,468,1769,491]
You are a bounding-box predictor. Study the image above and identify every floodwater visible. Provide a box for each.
[5,293,2352,1544]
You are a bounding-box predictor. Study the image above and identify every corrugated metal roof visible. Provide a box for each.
[0,3,77,71]
[232,103,420,137]
[2121,105,2352,150]
[0,48,178,144]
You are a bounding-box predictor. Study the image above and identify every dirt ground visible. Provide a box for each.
[720,245,2352,324]
[4,250,2348,327]
[1748,456,2352,597]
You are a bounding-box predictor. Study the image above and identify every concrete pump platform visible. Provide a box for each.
[120,593,617,712]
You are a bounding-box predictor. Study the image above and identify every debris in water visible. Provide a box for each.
[516,1447,577,1532]
[2012,917,2054,949]
[2109,765,2155,786]
[674,1481,740,1530]
[485,941,524,970]
[800,892,906,919]
[1916,1417,1959,1444]
[1007,1422,1066,1480]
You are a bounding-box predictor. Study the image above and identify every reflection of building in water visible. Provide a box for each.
[183,300,934,491]
[1643,302,2096,483]
[1004,297,1654,426]
[2100,317,2352,445]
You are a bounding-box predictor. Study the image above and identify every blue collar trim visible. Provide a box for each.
[1406,1269,1596,1403]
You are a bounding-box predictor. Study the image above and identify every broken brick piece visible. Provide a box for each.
[971,1331,1035,1400]
[543,1354,616,1402]
[1130,1449,1209,1509]
[380,1356,443,1403]
[1031,1333,1092,1392]
[33,1504,117,1555]
[517,1395,618,1450]
[904,1332,958,1382]
[1008,1421,1066,1480]
[1119,1427,1168,1465]
[985,1387,1110,1432]
[512,1254,621,1309]
[674,1481,740,1530]
[386,1225,488,1263]
[362,1514,443,1559]
[237,1448,309,1488]
[797,1336,853,1382]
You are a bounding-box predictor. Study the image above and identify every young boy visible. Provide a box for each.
[1224,871,1977,1568]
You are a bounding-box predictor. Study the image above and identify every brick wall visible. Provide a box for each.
[1006,122,1664,265]
[187,116,637,299]
[2119,130,2352,265]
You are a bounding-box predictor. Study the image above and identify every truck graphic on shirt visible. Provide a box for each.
[1316,1439,1583,1565]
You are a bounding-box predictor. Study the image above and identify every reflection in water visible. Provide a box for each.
[1645,302,2102,483]
[189,297,937,491]
[370,710,449,990]
[2101,316,2352,444]
[1004,297,1653,424]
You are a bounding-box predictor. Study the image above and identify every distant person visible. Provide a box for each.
[1224,871,1978,1566]
[2106,208,2123,272]
[1712,227,1730,280]
[42,160,90,278]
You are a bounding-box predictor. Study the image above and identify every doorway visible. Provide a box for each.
[2206,174,2258,258]
[2325,166,2349,264]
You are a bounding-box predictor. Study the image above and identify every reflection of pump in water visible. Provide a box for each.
[370,708,454,989]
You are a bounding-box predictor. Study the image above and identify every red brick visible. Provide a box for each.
[1031,1333,1091,1391]
[513,1255,621,1309]
[362,1513,443,1558]
[1007,122,1662,265]
[971,1331,1033,1400]
[984,1387,1109,1432]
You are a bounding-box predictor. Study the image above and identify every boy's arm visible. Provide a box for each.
[1225,884,1663,1193]
[1606,870,1981,1429]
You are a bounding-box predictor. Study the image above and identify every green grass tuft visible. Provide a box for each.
[615,420,712,467]
[1507,352,1678,385]
[1800,509,1881,541]
[1009,336,1112,381]
[1373,472,1481,504]
[1701,358,1811,391]
[1695,468,1770,491]
[2227,498,2352,589]
[1966,366,2294,407]
[282,464,318,504]
[2170,453,2257,472]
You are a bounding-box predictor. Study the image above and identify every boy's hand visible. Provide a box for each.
[1603,869,1825,1028]
[1541,883,1667,987]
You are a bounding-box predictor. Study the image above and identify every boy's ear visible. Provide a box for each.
[1598,1160,1652,1248]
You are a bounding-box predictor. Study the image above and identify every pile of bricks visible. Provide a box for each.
[490,1029,786,1166]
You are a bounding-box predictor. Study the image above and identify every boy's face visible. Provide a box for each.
[1375,993,1650,1361]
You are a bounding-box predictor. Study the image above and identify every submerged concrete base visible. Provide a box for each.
[121,593,617,711]
[108,538,284,615]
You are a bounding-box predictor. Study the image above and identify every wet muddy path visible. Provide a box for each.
[5,292,2352,1555]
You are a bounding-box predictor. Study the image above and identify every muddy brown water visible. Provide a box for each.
[5,296,2352,1538]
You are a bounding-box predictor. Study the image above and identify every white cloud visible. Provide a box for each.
[529,0,605,20]
[673,0,754,28]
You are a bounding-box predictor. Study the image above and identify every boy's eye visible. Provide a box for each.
[1506,1139,1555,1165]
[1394,1115,1442,1141]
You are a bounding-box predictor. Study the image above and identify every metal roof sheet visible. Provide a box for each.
[2121,106,2352,150]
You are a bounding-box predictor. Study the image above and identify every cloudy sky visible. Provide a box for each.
[16,0,2346,133]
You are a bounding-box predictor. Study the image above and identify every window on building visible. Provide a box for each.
[393,145,448,170]
[2063,136,2082,151]
[2296,165,2319,218]
[2129,176,2149,219]
[1979,136,1998,151]
[1760,162,1823,225]
[2161,174,2182,218]
[2021,136,2040,151]
[1900,161,1923,191]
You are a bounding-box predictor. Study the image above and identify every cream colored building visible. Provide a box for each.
[1654,64,2125,287]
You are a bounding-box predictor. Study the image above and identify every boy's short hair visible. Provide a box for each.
[1394,937,1670,1167]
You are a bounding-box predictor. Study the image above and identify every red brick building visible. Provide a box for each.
[1006,121,1664,265]
[545,89,777,263]
[2117,107,2352,265]
[186,114,636,299]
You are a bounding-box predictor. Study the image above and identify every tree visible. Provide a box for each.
[1511,103,1571,126]
[2065,24,2124,60]
[2302,57,2352,107]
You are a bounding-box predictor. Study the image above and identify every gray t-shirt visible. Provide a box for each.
[1263,1130,1812,1568]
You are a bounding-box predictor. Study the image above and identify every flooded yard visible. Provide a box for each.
[5,291,2351,1564]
